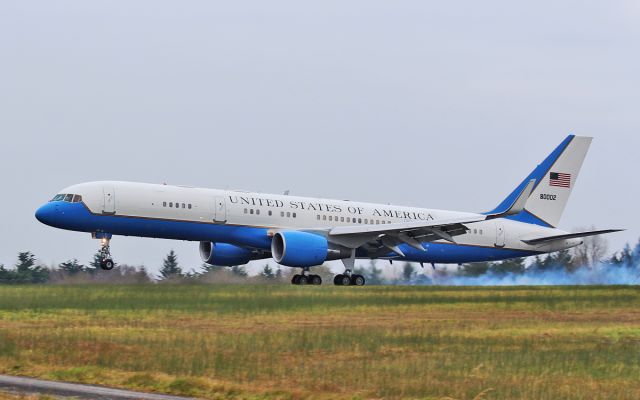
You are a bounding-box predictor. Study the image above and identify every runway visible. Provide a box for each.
[0,375,195,400]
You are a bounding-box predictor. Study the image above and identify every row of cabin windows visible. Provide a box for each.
[473,228,484,235]
[244,208,297,218]
[162,201,192,209]
[318,215,392,224]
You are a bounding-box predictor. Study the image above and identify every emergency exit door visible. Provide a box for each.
[494,221,505,247]
[214,196,226,223]
[102,186,116,214]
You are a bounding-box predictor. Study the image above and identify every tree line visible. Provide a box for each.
[1,234,638,285]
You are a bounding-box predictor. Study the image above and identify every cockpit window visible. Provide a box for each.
[50,194,83,203]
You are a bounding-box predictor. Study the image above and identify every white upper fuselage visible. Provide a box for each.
[42,181,578,259]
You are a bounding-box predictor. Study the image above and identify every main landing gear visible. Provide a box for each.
[98,237,115,270]
[333,269,365,286]
[291,267,322,285]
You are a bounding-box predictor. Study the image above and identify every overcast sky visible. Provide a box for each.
[1,1,638,274]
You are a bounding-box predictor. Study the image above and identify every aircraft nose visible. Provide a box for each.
[35,203,58,226]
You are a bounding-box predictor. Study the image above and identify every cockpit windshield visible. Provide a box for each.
[50,194,83,203]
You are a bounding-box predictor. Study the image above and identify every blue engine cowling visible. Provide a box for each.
[271,231,336,267]
[199,242,254,266]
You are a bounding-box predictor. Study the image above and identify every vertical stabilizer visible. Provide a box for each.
[524,136,592,227]
[487,135,592,228]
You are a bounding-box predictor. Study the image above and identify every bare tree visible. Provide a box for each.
[571,226,608,268]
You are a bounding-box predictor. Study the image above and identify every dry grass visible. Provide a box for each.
[0,285,638,399]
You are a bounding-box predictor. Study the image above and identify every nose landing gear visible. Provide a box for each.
[98,237,115,270]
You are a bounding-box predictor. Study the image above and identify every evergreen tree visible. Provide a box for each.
[0,264,11,284]
[14,252,48,283]
[458,262,492,277]
[402,263,416,282]
[159,250,182,279]
[230,265,248,277]
[202,263,224,273]
[58,259,86,275]
[261,264,275,279]
[490,258,526,275]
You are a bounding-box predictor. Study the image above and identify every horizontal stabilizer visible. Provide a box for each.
[521,229,624,245]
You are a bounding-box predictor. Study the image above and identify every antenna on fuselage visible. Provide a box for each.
[283,190,290,195]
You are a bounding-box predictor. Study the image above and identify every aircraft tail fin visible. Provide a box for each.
[486,135,592,228]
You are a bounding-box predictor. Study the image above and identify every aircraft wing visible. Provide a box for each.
[520,229,624,245]
[326,178,537,255]
[327,215,486,255]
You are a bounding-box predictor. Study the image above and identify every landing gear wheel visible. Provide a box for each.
[97,236,115,271]
[291,274,300,284]
[351,274,365,286]
[334,274,351,286]
[310,275,322,285]
[298,275,308,285]
[100,258,114,270]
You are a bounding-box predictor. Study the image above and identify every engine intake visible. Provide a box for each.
[199,242,255,266]
[271,231,351,267]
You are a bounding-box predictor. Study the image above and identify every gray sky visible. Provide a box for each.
[1,1,638,273]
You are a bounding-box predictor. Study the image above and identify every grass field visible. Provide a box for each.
[0,285,638,399]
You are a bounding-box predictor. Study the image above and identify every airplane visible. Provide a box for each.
[35,135,621,285]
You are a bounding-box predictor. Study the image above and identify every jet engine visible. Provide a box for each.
[271,231,351,267]
[199,242,255,266]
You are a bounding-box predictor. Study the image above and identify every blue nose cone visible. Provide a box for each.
[35,203,58,226]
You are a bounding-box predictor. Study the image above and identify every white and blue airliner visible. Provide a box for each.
[35,135,620,285]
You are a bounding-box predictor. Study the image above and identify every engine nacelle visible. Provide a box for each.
[271,231,350,267]
[199,242,254,266]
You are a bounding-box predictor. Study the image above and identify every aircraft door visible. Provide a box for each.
[214,196,227,223]
[102,185,116,214]
[494,220,505,247]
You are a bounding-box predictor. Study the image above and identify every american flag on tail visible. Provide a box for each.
[549,172,571,188]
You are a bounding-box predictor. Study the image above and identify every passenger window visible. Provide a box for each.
[323,215,327,221]
[480,229,483,235]
[358,218,362,223]
[169,202,173,207]
[474,229,477,234]
[341,217,344,222]
[269,210,272,216]
[382,221,386,224]
[256,209,260,215]
[250,209,254,214]
[286,212,291,218]
[163,202,167,207]
[182,203,186,209]
[364,219,368,224]
[188,204,192,209]
[281,211,285,217]
[317,215,320,220]
[329,216,333,221]
[292,212,296,218]
[244,208,248,214]
[347,217,351,222]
